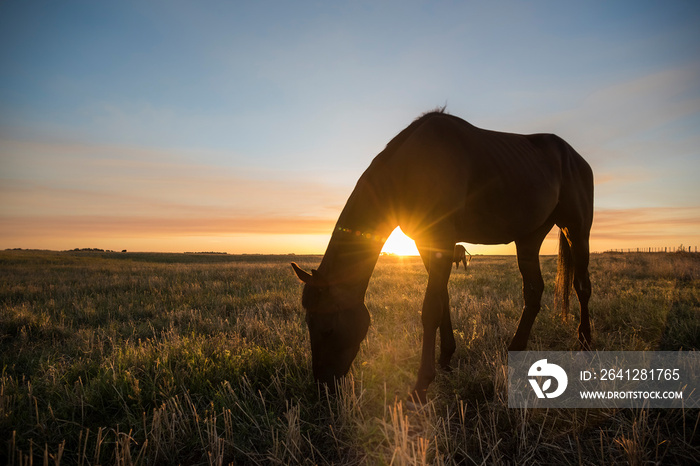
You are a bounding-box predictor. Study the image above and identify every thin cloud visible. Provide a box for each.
[594,170,650,187]
[0,136,350,251]
[592,206,700,241]
[522,64,700,156]
[1,215,335,237]
[0,137,349,218]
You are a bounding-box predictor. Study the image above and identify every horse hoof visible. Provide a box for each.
[409,389,428,406]
[439,363,453,373]
[404,399,422,411]
[405,394,430,411]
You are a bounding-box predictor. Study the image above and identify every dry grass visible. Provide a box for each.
[1,250,698,464]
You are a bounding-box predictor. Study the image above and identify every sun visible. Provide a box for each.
[381,226,420,256]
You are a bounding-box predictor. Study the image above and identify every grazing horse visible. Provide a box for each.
[453,244,472,269]
[292,110,593,403]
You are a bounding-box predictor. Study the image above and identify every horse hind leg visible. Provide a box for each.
[568,230,592,350]
[508,226,550,351]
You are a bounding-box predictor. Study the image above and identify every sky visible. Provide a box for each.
[1,0,699,255]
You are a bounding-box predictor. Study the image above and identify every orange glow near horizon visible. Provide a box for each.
[3,212,699,256]
[381,226,420,256]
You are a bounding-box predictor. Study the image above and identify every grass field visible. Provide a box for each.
[1,249,698,465]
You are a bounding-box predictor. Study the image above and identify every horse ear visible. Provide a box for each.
[291,262,313,284]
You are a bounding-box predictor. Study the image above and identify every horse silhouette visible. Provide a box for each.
[453,244,472,269]
[292,110,593,403]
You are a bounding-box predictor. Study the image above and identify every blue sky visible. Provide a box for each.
[1,0,699,253]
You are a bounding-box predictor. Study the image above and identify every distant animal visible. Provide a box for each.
[453,244,472,269]
[292,109,593,403]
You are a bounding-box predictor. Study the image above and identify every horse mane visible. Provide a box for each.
[376,106,448,162]
[417,105,447,119]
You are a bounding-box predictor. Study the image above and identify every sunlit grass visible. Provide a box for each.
[1,250,698,464]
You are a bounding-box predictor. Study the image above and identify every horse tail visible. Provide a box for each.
[555,229,574,321]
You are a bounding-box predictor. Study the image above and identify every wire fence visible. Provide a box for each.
[602,246,698,254]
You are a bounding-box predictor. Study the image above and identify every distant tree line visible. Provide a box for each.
[68,248,128,253]
[184,251,228,255]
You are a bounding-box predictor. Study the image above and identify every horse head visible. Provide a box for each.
[291,263,370,390]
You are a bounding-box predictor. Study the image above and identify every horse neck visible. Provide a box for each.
[317,179,395,300]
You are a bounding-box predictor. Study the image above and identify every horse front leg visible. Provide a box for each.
[413,249,453,403]
[438,298,456,371]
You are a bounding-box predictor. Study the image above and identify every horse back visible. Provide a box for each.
[366,112,591,243]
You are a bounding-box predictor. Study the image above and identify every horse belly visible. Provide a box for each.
[456,182,559,245]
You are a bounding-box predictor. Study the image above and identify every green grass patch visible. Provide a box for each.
[1,250,698,464]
